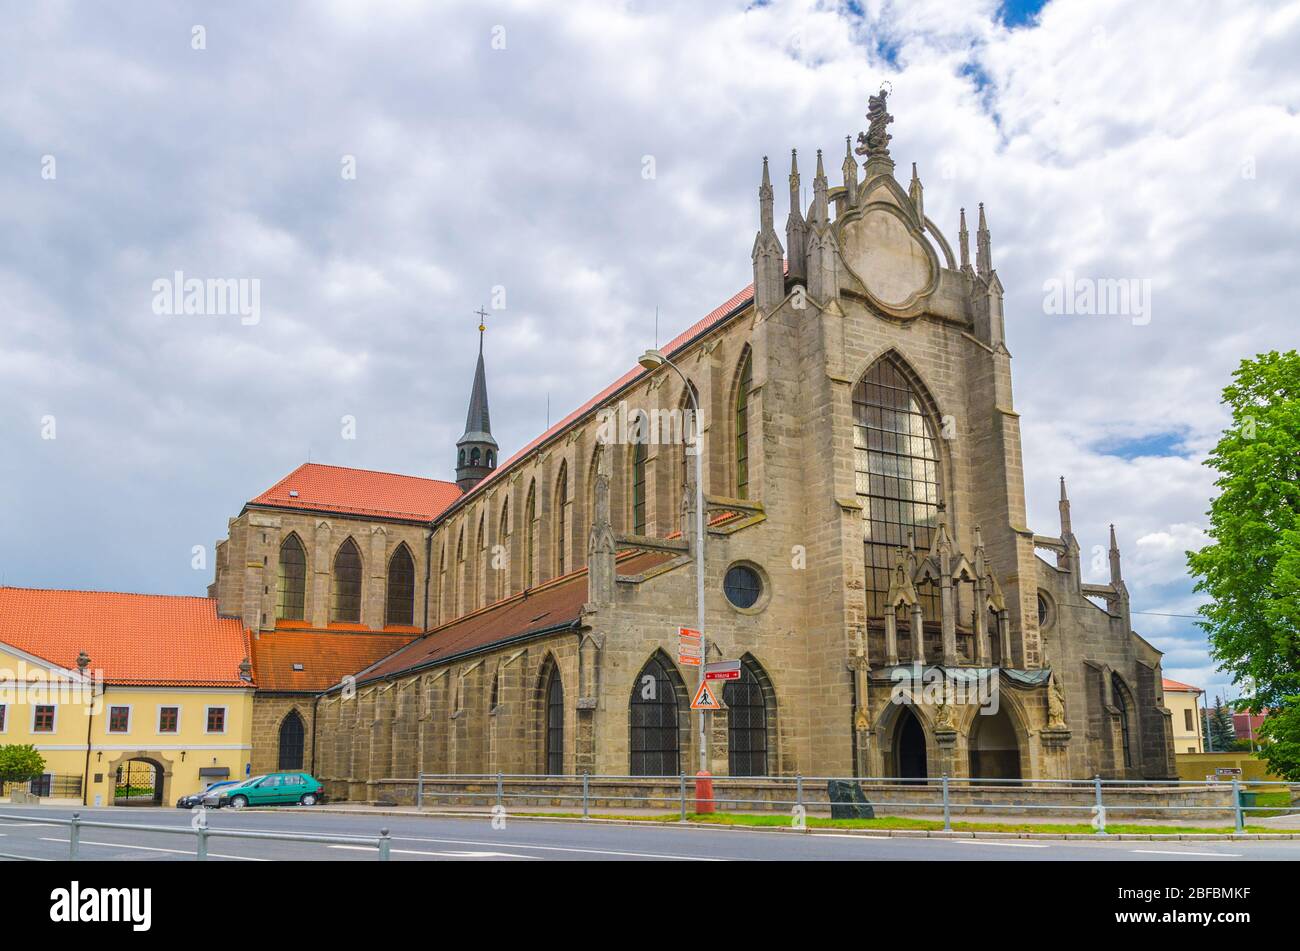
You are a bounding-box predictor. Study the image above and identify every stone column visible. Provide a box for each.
[911,602,925,665]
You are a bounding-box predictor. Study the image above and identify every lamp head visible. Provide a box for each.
[637,348,666,371]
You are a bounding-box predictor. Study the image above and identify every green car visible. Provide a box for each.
[207,772,325,809]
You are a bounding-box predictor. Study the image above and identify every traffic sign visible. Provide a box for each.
[704,660,741,681]
[691,680,723,711]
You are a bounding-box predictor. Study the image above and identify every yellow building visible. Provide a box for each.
[0,587,255,806]
[1164,677,1205,755]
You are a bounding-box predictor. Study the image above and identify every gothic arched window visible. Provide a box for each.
[735,351,753,499]
[631,442,647,535]
[470,447,481,467]
[723,657,771,777]
[331,538,363,623]
[680,382,700,497]
[853,356,943,620]
[545,665,564,776]
[497,498,510,600]
[385,543,415,627]
[524,481,537,588]
[276,534,307,621]
[1112,673,1133,768]
[630,654,680,776]
[555,462,569,576]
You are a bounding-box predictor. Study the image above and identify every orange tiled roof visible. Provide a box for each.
[0,587,252,687]
[250,627,420,692]
[248,462,462,522]
[1162,678,1202,693]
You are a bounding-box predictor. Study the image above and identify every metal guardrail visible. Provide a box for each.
[0,812,393,861]
[410,772,1298,834]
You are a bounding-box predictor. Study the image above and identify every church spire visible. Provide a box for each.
[785,149,807,283]
[752,156,785,314]
[958,207,972,274]
[455,308,499,492]
[976,202,993,278]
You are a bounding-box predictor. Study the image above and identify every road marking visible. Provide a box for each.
[951,839,1050,848]
[387,833,725,861]
[330,845,535,859]
[1130,849,1242,858]
[40,837,267,861]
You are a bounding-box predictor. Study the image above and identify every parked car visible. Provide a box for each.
[177,780,238,809]
[206,772,325,809]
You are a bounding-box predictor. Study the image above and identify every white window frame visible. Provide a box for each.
[106,704,132,734]
[31,704,58,734]
[157,704,181,735]
[0,703,7,734]
[205,705,228,734]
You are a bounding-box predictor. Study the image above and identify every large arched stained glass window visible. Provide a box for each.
[385,543,415,627]
[853,357,943,620]
[331,538,363,623]
[735,352,752,499]
[276,534,307,621]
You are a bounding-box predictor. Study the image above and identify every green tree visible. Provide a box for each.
[0,744,46,788]
[1188,349,1300,778]
[1203,697,1236,751]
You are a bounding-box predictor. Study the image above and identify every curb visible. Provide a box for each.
[271,807,1300,841]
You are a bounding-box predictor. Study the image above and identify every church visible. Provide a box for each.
[210,93,1177,800]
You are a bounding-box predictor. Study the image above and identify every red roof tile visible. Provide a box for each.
[250,627,420,692]
[248,462,462,522]
[0,587,252,687]
[1162,678,1202,693]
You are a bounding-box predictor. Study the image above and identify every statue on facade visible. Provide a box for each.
[1047,673,1068,730]
[934,694,957,731]
[855,87,894,161]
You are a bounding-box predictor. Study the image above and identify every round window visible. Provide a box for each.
[724,564,762,610]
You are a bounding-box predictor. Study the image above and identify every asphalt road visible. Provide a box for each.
[1,805,1296,861]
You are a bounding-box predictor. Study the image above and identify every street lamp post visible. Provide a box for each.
[638,348,708,774]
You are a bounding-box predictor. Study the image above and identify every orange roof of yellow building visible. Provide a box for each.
[0,587,253,687]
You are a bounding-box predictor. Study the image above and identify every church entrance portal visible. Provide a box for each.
[894,707,927,781]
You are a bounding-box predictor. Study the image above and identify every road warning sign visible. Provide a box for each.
[690,679,723,711]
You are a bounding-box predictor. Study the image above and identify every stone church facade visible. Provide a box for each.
[211,95,1176,798]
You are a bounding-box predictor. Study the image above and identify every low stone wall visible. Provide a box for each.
[322,776,1238,822]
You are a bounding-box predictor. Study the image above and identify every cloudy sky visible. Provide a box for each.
[2,0,1297,700]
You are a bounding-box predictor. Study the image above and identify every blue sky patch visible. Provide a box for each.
[1094,431,1188,460]
[999,0,1050,28]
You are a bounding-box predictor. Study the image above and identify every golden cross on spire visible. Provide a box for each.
[475,306,489,333]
